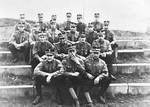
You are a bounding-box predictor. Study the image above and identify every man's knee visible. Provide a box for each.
[34,75,47,85]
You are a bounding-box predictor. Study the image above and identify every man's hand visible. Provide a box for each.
[94,75,103,85]
[39,58,44,62]
[46,74,53,83]
[100,53,106,57]
[94,77,100,85]
[71,54,80,64]
[64,72,79,77]
[15,44,21,50]
[87,73,94,79]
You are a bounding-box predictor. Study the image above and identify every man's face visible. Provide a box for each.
[104,25,108,30]
[95,17,99,21]
[39,35,47,42]
[67,16,71,21]
[79,37,86,42]
[18,25,25,32]
[77,18,82,23]
[99,33,105,40]
[59,37,65,43]
[51,23,56,30]
[91,51,100,59]
[46,53,54,62]
[34,24,40,31]
[39,17,43,22]
[70,26,76,31]
[20,18,25,23]
[88,26,93,32]
[68,49,76,57]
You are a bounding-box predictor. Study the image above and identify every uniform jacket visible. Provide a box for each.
[54,41,72,54]
[34,58,64,77]
[91,21,103,32]
[76,41,91,57]
[85,54,108,77]
[62,55,86,73]
[15,22,31,33]
[48,29,61,43]
[76,22,86,34]
[9,31,30,46]
[60,21,76,31]
[86,31,99,45]
[33,41,54,58]
[92,38,112,55]
[67,31,79,42]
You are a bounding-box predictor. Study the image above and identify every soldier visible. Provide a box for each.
[62,46,93,107]
[102,21,118,49]
[37,13,48,32]
[84,48,111,104]
[67,23,79,42]
[76,14,86,35]
[60,12,76,31]
[54,34,72,55]
[76,34,91,57]
[48,21,61,44]
[92,33,115,77]
[8,23,30,63]
[31,22,41,42]
[102,21,118,63]
[48,15,60,30]
[15,14,31,33]
[32,50,64,105]
[91,13,103,33]
[31,33,54,71]
[86,23,99,45]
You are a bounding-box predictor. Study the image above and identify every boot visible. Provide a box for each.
[32,95,42,105]
[86,102,94,107]
[110,74,116,81]
[75,99,80,107]
[99,96,106,104]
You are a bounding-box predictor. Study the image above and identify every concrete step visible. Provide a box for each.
[116,39,150,49]
[1,63,150,76]
[1,39,150,51]
[0,41,9,51]
[0,83,150,98]
[1,50,150,66]
[0,65,31,76]
[114,72,150,83]
[0,71,150,87]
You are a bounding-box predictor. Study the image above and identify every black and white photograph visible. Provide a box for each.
[0,0,150,107]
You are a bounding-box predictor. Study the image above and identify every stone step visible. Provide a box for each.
[0,71,149,87]
[0,65,31,76]
[1,39,150,51]
[1,63,150,76]
[1,50,150,66]
[116,39,150,49]
[0,41,9,51]
[0,83,150,98]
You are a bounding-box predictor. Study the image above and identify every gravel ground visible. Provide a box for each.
[0,94,150,107]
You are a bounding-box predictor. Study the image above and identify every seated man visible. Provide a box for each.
[67,23,79,42]
[15,13,31,33]
[102,21,118,63]
[32,50,64,105]
[92,33,116,80]
[31,32,54,71]
[31,22,41,42]
[76,34,91,57]
[8,23,30,63]
[62,46,93,107]
[54,34,72,54]
[86,23,99,45]
[85,48,111,104]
